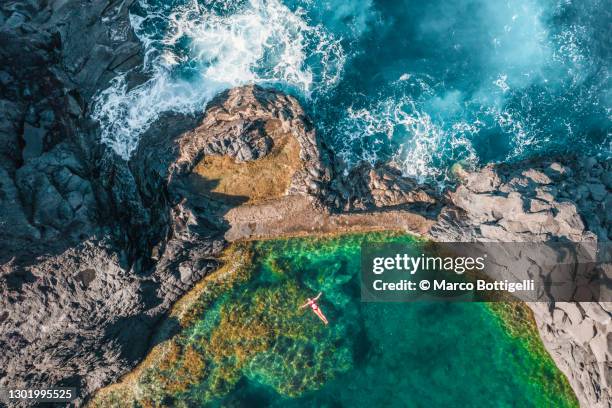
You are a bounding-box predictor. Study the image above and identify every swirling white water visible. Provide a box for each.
[92,0,345,158]
[93,0,611,183]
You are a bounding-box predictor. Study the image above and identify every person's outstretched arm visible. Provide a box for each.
[314,292,322,301]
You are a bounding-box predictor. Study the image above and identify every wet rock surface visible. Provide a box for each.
[0,2,610,407]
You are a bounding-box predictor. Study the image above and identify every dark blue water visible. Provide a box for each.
[309,0,611,182]
[94,0,610,182]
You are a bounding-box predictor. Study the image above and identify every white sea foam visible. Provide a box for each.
[333,94,478,183]
[94,0,609,170]
[493,74,510,93]
[93,0,345,159]
[398,73,411,81]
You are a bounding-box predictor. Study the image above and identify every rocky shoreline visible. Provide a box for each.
[429,158,611,407]
[0,1,609,407]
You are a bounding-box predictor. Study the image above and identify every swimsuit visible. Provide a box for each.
[303,298,328,325]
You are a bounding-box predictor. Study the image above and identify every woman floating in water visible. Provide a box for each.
[300,292,328,325]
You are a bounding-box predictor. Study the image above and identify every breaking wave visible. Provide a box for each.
[330,93,479,183]
[92,0,345,158]
[316,0,610,182]
[93,0,610,184]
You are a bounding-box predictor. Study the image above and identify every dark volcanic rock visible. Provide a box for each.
[0,58,334,406]
[328,161,439,214]
[0,0,165,405]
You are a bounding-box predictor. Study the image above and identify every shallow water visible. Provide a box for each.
[93,233,577,407]
[94,0,610,183]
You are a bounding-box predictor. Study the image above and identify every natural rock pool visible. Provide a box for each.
[91,232,577,407]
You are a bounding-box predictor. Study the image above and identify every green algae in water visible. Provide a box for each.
[93,232,577,407]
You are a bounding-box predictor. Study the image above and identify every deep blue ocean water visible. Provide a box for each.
[93,0,610,182]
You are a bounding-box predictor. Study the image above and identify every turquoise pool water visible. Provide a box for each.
[216,234,577,407]
[93,233,577,407]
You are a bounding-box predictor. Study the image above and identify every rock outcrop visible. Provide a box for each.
[431,159,610,242]
[0,16,337,402]
[0,0,221,405]
[170,86,332,198]
[429,158,611,408]
[328,162,439,214]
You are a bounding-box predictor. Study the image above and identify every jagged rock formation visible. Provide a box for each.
[328,162,439,214]
[171,85,332,197]
[0,7,338,401]
[0,12,317,398]
[431,160,610,242]
[429,158,611,408]
[0,0,222,405]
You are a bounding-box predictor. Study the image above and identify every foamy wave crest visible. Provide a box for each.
[333,95,478,183]
[93,0,345,159]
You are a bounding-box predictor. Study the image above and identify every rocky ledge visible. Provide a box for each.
[0,1,610,407]
[430,159,611,407]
